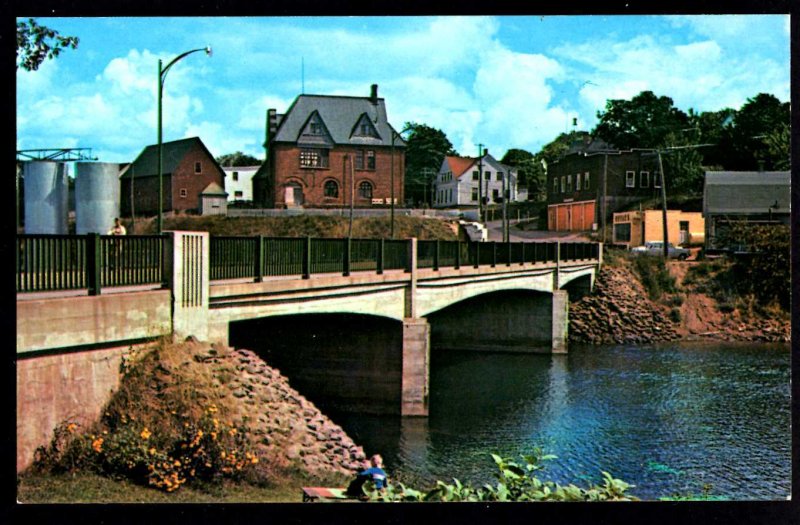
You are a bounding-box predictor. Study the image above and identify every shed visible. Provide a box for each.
[199,182,228,215]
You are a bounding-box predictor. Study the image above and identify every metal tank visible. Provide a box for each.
[23,161,69,234]
[75,162,121,234]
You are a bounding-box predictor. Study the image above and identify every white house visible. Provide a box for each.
[222,165,259,203]
[432,152,521,208]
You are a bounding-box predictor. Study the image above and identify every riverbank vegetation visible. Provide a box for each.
[124,214,459,240]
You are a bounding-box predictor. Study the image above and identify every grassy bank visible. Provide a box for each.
[124,214,459,240]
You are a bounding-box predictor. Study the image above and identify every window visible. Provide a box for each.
[324,180,339,198]
[640,171,650,188]
[614,223,631,242]
[485,171,491,180]
[449,189,453,202]
[492,189,499,201]
[654,171,662,188]
[472,188,478,201]
[309,122,323,135]
[367,150,375,170]
[300,148,329,168]
[472,171,479,181]
[626,171,636,188]
[553,177,558,193]
[567,175,573,192]
[497,172,504,181]
[560,176,565,193]
[576,173,582,191]
[354,149,375,170]
[584,172,590,189]
[234,191,243,198]
[232,171,239,181]
[358,181,373,199]
[180,188,188,198]
[195,162,202,173]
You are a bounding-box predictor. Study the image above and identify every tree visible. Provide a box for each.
[593,91,690,150]
[16,18,79,71]
[500,148,545,201]
[724,93,790,170]
[216,152,262,167]
[402,122,457,206]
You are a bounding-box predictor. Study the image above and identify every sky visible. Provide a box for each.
[16,15,790,164]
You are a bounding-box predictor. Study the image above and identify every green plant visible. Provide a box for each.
[632,256,676,300]
[368,449,637,502]
[669,307,682,323]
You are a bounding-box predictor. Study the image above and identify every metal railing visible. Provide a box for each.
[16,234,166,294]
[16,234,599,293]
[209,237,599,282]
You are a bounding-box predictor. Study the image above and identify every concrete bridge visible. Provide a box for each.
[17,231,601,470]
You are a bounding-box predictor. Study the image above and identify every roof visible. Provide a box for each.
[272,94,404,148]
[444,156,477,177]
[200,182,227,196]
[704,171,790,214]
[121,137,218,179]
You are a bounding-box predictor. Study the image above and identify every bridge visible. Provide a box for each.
[16,231,601,470]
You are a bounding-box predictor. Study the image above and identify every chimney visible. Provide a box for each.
[370,84,378,105]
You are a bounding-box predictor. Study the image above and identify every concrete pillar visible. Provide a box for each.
[401,317,430,416]
[551,289,569,354]
[404,238,418,318]
[164,230,210,341]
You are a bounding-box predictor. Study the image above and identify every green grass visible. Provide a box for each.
[17,471,304,503]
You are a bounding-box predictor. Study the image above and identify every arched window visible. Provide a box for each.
[324,180,339,198]
[358,181,373,199]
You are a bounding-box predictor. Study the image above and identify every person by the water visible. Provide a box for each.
[346,454,388,499]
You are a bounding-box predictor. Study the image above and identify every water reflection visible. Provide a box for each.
[330,342,790,500]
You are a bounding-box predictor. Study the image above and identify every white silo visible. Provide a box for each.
[23,161,69,234]
[75,162,121,234]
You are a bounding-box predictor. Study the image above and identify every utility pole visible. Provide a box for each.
[657,150,669,260]
[501,169,508,242]
[348,155,355,238]
[477,143,484,223]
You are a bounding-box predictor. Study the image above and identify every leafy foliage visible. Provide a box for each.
[364,449,637,502]
[594,91,690,150]
[16,18,79,71]
[500,148,545,201]
[631,255,677,300]
[402,122,457,206]
[216,151,262,167]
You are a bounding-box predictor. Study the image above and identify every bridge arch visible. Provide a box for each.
[228,313,404,415]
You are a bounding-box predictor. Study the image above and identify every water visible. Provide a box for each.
[330,342,791,501]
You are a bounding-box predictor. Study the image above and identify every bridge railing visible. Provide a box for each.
[209,237,599,282]
[16,234,166,295]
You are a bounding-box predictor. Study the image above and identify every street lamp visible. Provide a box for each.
[390,125,413,238]
[157,46,212,234]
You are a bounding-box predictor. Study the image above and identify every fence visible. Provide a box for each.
[209,237,599,282]
[16,234,599,293]
[16,234,165,294]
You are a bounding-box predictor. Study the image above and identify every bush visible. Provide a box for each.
[366,449,637,502]
[632,256,676,300]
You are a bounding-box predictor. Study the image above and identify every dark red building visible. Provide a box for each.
[253,84,406,209]
[120,137,225,217]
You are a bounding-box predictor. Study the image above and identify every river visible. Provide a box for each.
[330,342,791,501]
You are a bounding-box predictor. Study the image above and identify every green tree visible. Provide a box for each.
[593,91,690,150]
[16,18,79,71]
[724,93,790,170]
[216,151,262,167]
[402,122,457,206]
[501,148,545,201]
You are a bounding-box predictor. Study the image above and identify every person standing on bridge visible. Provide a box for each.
[346,454,388,499]
[107,218,126,269]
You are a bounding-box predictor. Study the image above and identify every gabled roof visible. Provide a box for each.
[120,137,219,179]
[444,156,477,177]
[704,171,790,213]
[272,94,404,148]
[201,182,227,196]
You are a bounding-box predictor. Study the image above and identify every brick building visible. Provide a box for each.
[120,137,225,216]
[546,137,662,232]
[252,84,405,208]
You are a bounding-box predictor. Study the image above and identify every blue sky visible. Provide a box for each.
[16,15,790,164]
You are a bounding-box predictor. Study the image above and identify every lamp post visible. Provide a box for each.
[390,125,413,238]
[157,46,212,234]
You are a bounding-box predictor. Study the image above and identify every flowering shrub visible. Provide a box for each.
[34,404,259,493]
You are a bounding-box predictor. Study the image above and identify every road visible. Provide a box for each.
[484,219,594,243]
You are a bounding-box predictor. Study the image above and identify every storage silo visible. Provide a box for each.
[75,162,121,234]
[23,161,69,234]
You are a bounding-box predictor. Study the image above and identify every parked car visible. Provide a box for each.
[631,241,690,260]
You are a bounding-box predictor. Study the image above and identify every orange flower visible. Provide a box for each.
[66,423,78,433]
[92,437,104,453]
[140,428,152,440]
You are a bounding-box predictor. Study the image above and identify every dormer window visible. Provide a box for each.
[352,114,380,139]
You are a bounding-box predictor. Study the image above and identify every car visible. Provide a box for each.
[631,241,690,260]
